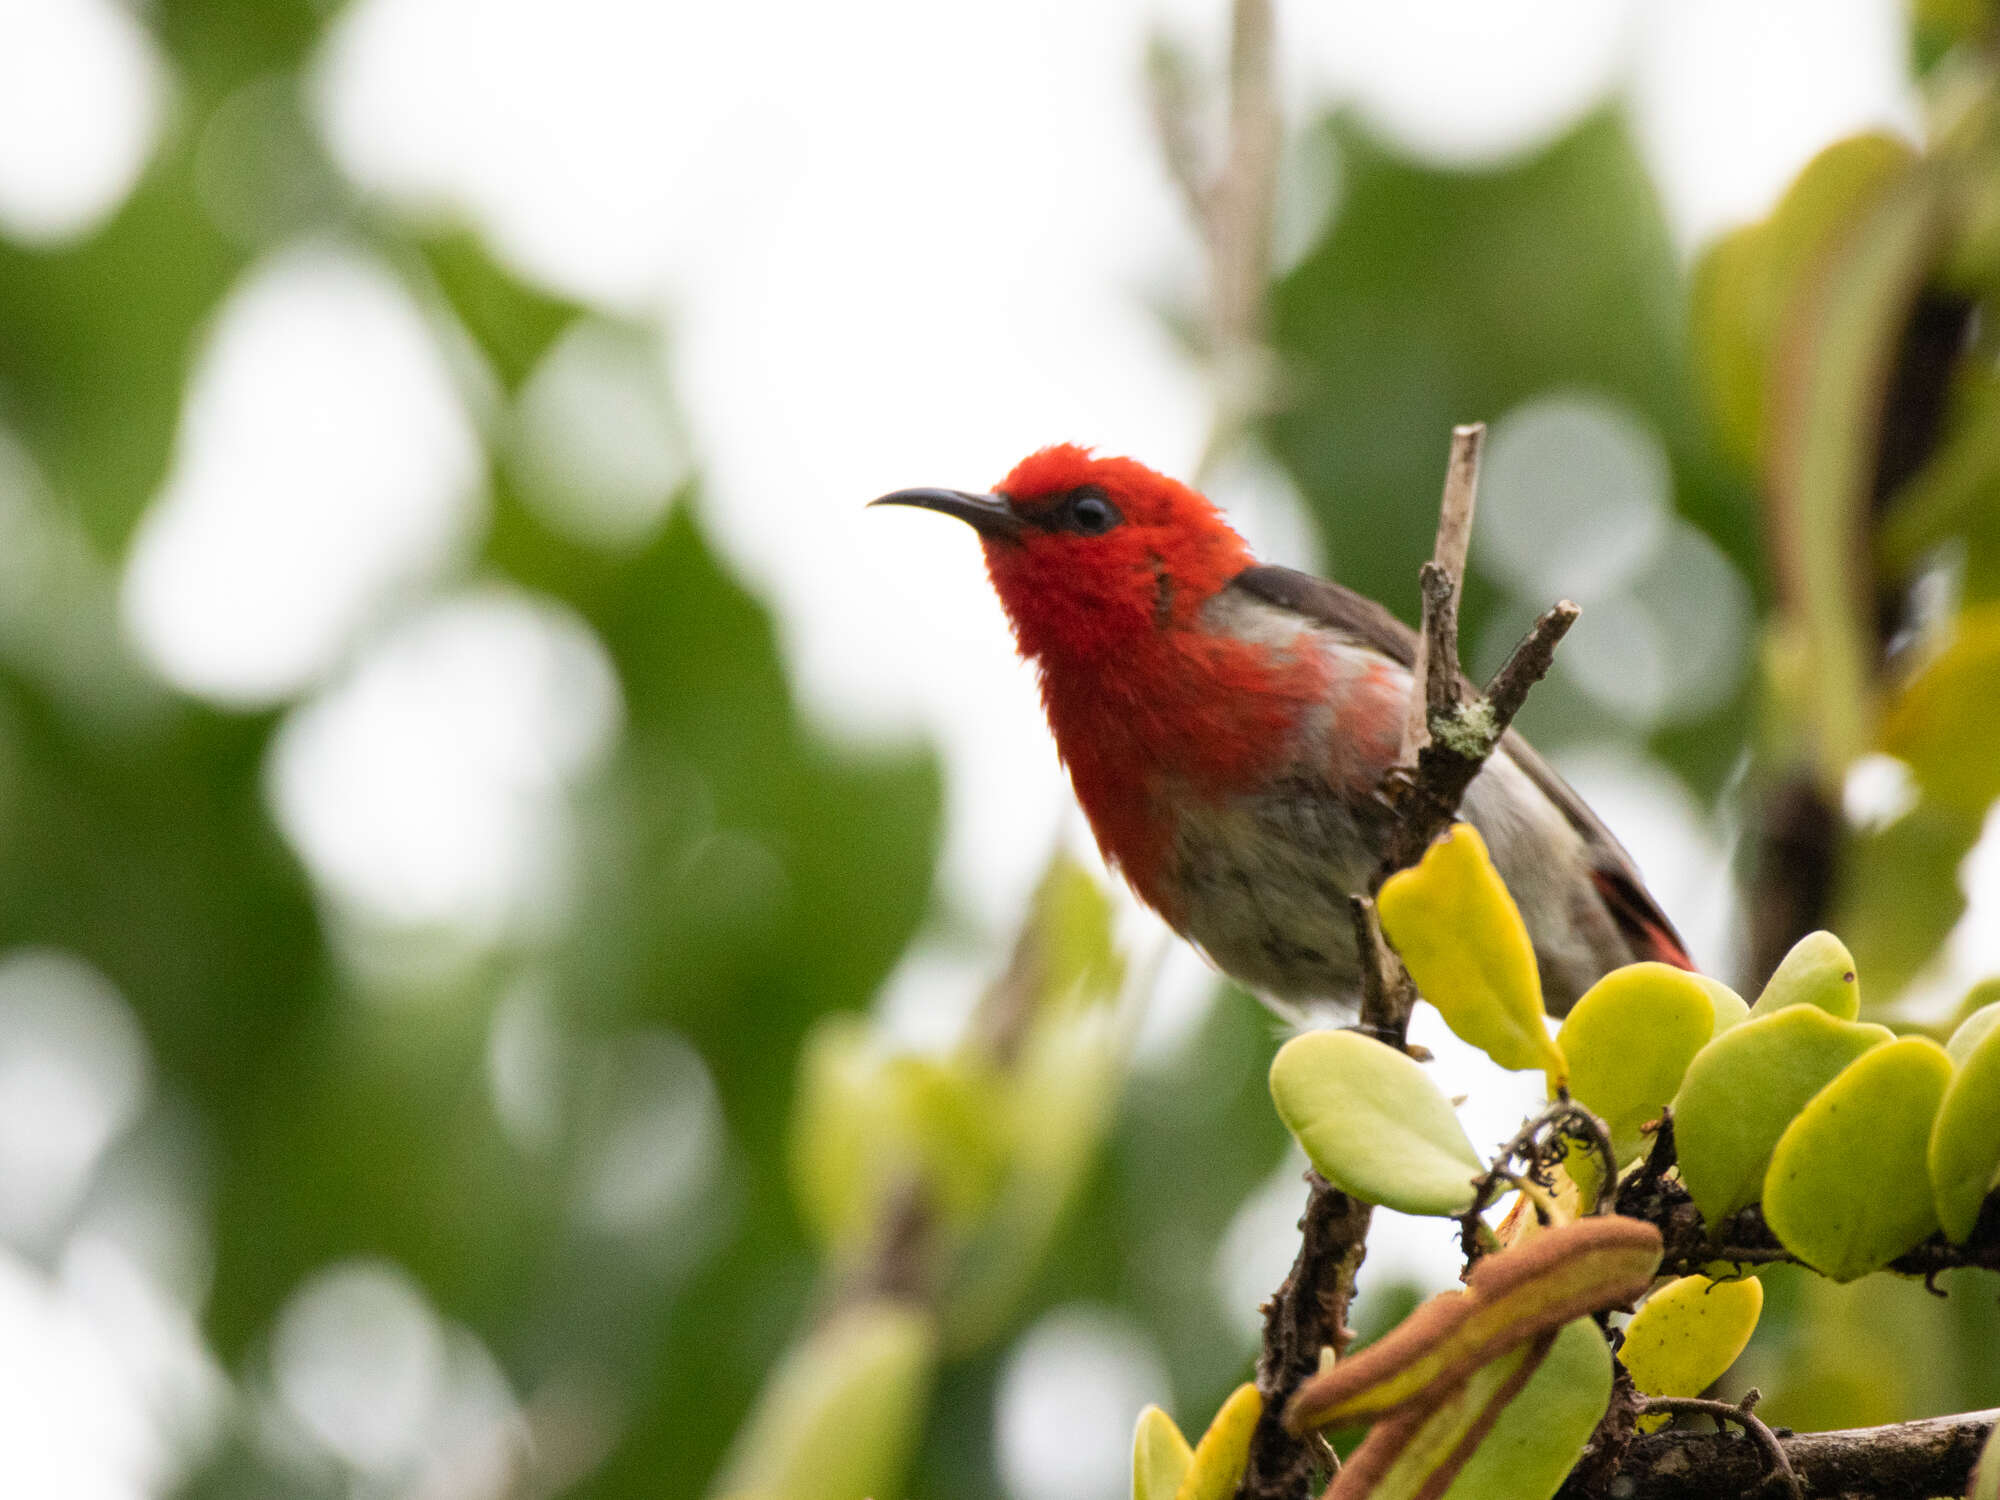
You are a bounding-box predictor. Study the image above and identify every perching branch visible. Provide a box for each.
[1633,1392,1803,1500]
[1239,425,1586,1500]
[1237,904,1413,1500]
[1612,1151,2000,1283]
[1239,1175,1371,1500]
[1559,1406,2000,1500]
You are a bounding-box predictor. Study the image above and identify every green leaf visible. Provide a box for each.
[1619,1275,1764,1430]
[1285,1216,1660,1432]
[1022,852,1127,1015]
[943,1004,1125,1349]
[1690,132,1916,472]
[1132,1405,1194,1500]
[1947,991,2000,1065]
[1970,1416,2000,1500]
[1440,1317,1614,1500]
[1556,962,1717,1160]
[1764,1037,1954,1279]
[1832,800,1982,1005]
[1378,823,1566,1079]
[790,1019,1007,1253]
[1749,930,1861,1020]
[1883,603,2000,817]
[1930,1014,2000,1241]
[1269,1029,1483,1216]
[1674,1005,1893,1226]
[1766,160,1945,777]
[1173,1383,1262,1500]
[1879,371,2000,576]
[712,1300,937,1500]
[1696,976,1751,1034]
[1326,1337,1550,1500]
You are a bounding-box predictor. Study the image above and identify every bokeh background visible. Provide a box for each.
[1,1,1998,1497]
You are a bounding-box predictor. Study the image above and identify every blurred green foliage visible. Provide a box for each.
[1,3,1999,1499]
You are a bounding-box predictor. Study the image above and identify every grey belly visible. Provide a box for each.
[1164,759,1628,1015]
[1166,775,1384,1006]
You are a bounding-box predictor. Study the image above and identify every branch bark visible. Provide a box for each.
[1609,1134,2000,1282]
[1401,424,1483,761]
[1378,595,1579,879]
[1558,1407,1999,1500]
[1238,424,1582,1499]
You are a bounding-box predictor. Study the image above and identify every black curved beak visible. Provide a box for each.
[869,487,1023,542]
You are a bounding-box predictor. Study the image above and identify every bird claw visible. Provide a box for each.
[1372,767,1416,812]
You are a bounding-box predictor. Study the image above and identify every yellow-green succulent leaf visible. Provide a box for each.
[1439,1317,1614,1500]
[1764,1037,1954,1280]
[1285,1217,1659,1433]
[1930,1016,2000,1242]
[1619,1275,1765,1431]
[1172,1383,1262,1500]
[1270,1029,1484,1217]
[1379,823,1565,1078]
[1749,931,1861,1020]
[1947,991,2000,1066]
[1131,1405,1194,1500]
[1696,975,1751,1035]
[1557,963,1717,1162]
[1674,1005,1893,1226]
[713,1299,937,1500]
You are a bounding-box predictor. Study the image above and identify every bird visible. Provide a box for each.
[872,443,1692,1019]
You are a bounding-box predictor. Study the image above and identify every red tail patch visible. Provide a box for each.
[1590,867,1696,973]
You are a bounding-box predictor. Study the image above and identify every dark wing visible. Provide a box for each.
[1224,565,1692,967]
[1228,564,1421,668]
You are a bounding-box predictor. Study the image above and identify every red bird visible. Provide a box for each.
[874,444,1691,1018]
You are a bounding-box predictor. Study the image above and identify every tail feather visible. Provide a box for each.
[1590,866,1696,973]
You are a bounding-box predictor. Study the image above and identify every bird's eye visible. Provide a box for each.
[1068,491,1120,535]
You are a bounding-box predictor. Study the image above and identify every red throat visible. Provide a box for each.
[975,446,1321,916]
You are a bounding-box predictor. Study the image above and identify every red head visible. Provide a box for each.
[871,444,1256,670]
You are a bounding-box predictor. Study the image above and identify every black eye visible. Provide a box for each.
[1068,491,1120,535]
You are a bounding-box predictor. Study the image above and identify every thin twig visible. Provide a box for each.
[1211,0,1278,361]
[1145,37,1210,229]
[1149,0,1278,486]
[1631,1393,1803,1500]
[1381,598,1582,877]
[1484,600,1582,728]
[1610,1165,2000,1280]
[1401,424,1484,762]
[1458,1097,1619,1262]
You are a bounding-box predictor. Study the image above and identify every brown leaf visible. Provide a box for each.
[1283,1215,1660,1434]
